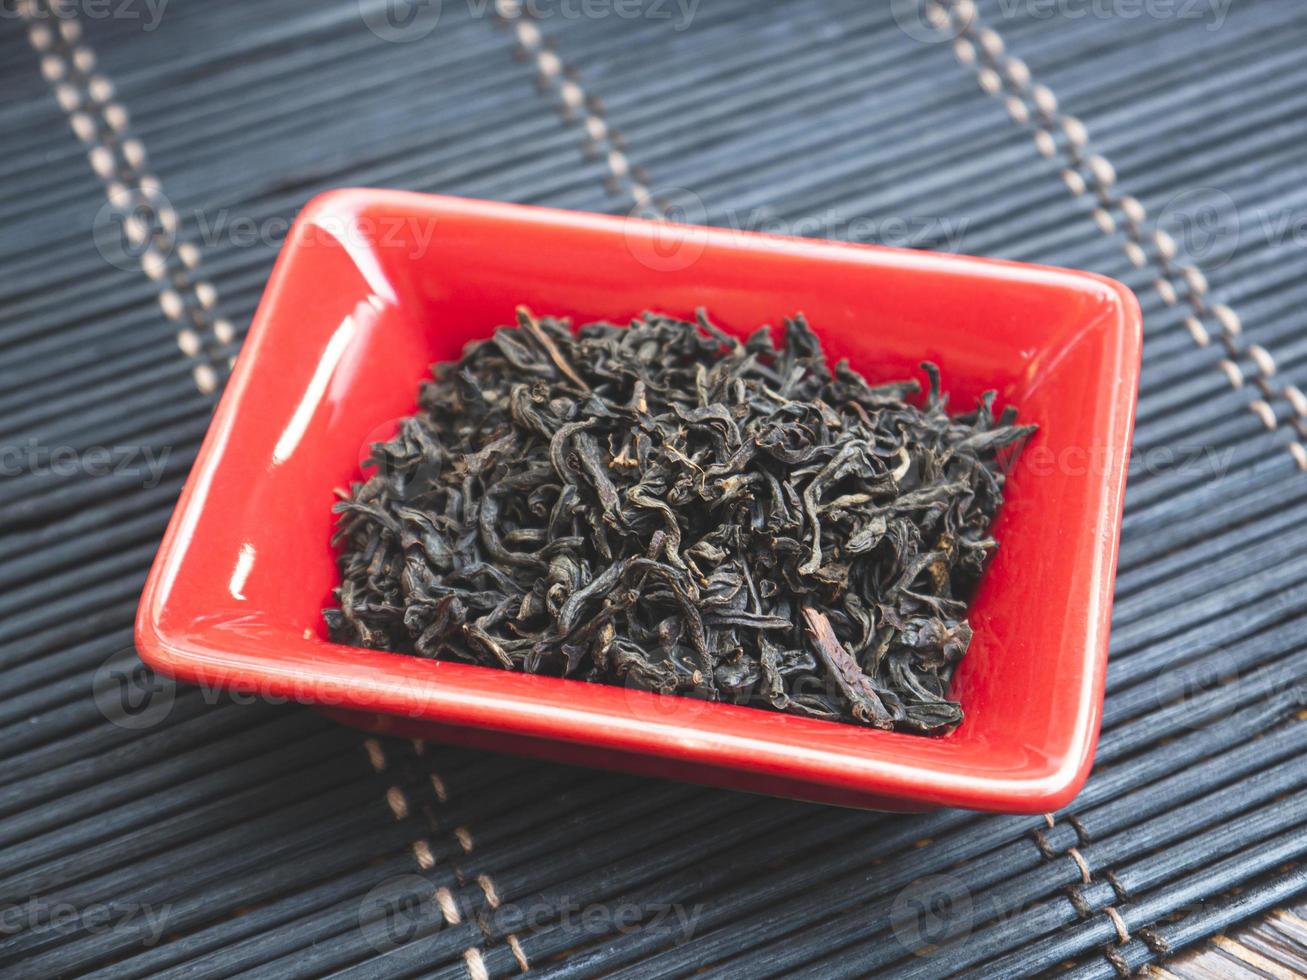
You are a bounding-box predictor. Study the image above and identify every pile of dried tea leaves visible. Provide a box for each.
[326,309,1034,732]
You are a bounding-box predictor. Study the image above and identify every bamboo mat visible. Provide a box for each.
[2,0,1306,976]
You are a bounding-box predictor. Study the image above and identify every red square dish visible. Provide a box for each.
[137,190,1140,813]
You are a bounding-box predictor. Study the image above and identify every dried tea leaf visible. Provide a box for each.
[326,309,1034,733]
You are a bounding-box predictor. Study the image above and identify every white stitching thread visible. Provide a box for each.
[936,0,1307,470]
[406,741,523,975]
[495,0,654,214]
[463,947,490,980]
[508,934,530,972]
[412,839,436,870]
[453,825,475,853]
[366,739,428,851]
[1034,812,1103,903]
[373,740,514,972]
[1104,905,1131,945]
[430,772,449,803]
[471,871,531,976]
[1067,847,1092,884]
[436,886,462,924]
[21,0,234,395]
[386,785,410,820]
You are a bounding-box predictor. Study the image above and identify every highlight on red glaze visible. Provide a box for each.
[135,190,1142,813]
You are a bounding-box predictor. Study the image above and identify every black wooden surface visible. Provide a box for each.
[2,0,1306,976]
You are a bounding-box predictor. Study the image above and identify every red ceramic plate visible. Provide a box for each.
[136,190,1140,813]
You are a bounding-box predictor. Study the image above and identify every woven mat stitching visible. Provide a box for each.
[939,0,1307,472]
[22,0,235,396]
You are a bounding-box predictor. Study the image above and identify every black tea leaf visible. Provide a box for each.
[325,308,1034,733]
